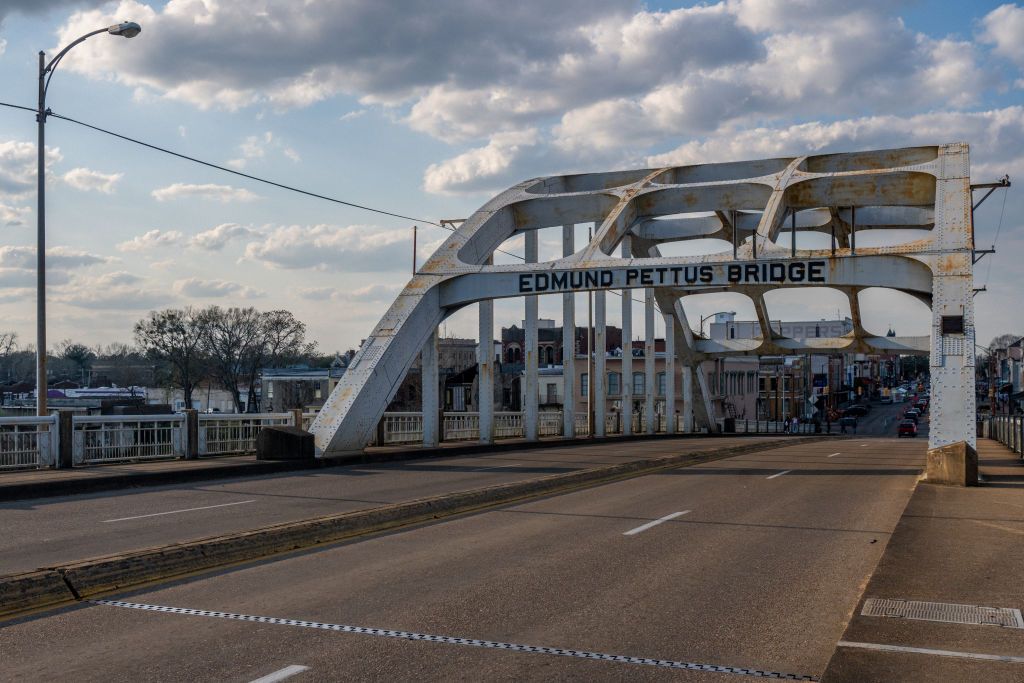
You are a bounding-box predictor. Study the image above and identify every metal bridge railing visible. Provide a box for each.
[0,416,58,469]
[73,415,185,465]
[198,413,292,456]
[988,416,1024,457]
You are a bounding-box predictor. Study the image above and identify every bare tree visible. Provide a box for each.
[134,308,207,407]
[199,306,263,413]
[243,310,314,411]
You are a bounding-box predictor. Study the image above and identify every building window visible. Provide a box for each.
[266,381,273,399]
[633,372,644,395]
[581,373,588,397]
[657,372,666,396]
[314,381,322,399]
[729,327,735,339]
[546,383,558,404]
[607,372,620,396]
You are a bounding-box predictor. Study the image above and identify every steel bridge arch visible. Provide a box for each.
[312,144,975,468]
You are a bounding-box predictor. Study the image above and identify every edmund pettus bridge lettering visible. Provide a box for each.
[517,260,827,294]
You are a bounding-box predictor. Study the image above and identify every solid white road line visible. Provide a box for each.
[623,510,690,536]
[860,444,869,447]
[102,499,256,523]
[766,470,792,479]
[837,640,1024,664]
[249,665,310,683]
[827,452,841,458]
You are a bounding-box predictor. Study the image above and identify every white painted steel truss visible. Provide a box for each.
[312,144,975,457]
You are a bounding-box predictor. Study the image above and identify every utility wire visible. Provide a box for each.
[2,100,654,310]
[0,101,36,114]
[46,109,444,227]
[983,187,1008,286]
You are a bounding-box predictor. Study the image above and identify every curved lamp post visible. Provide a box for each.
[699,310,736,340]
[36,21,141,415]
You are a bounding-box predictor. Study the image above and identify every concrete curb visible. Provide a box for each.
[0,569,77,617]
[0,431,811,502]
[1,435,834,619]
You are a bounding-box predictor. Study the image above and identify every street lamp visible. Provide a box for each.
[36,21,141,415]
[699,310,736,339]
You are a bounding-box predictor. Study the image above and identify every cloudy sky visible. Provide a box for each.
[0,0,1021,354]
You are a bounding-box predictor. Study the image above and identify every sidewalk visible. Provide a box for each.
[0,430,789,501]
[823,439,1024,681]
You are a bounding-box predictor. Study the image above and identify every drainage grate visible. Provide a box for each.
[862,598,1024,629]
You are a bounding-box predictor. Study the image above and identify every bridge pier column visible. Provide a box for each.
[682,366,694,432]
[594,290,607,437]
[562,225,576,439]
[479,293,494,445]
[421,329,439,448]
[620,237,633,436]
[925,144,977,485]
[644,289,656,434]
[524,231,539,441]
[664,313,676,434]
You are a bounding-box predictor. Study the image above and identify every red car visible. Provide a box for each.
[898,419,918,437]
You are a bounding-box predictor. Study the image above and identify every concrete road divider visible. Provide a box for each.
[1,436,834,619]
[0,569,77,617]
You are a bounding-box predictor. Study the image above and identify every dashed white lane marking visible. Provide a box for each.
[827,453,841,458]
[623,511,691,536]
[860,444,869,447]
[837,641,1024,664]
[249,665,310,683]
[102,500,256,523]
[92,600,817,680]
[766,470,792,480]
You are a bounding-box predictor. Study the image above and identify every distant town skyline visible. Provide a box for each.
[0,0,1021,353]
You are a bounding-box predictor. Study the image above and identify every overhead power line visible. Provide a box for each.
[2,100,655,309]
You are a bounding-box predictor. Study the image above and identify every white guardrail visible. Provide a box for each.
[73,415,185,465]
[198,413,291,456]
[4,408,806,471]
[988,415,1024,456]
[0,415,57,469]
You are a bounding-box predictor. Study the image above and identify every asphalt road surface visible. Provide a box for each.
[0,436,764,574]
[2,438,927,682]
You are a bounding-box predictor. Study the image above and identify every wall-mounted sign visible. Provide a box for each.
[517,260,828,294]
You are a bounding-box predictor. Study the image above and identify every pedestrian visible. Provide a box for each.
[826,416,832,434]
[783,416,790,434]
[840,418,847,434]
[791,416,799,434]
[852,417,858,434]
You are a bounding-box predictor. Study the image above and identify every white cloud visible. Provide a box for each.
[172,278,265,299]
[339,109,367,122]
[646,106,1024,180]
[0,202,31,227]
[62,167,123,194]
[0,268,69,288]
[295,286,338,301]
[349,283,402,301]
[151,183,258,202]
[228,132,299,168]
[243,223,412,271]
[188,223,260,250]
[980,4,1024,68]
[0,140,61,200]
[423,129,539,195]
[116,229,184,252]
[0,245,110,269]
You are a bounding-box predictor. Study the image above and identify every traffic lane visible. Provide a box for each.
[0,436,769,574]
[2,440,923,680]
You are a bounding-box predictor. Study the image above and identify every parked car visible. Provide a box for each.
[880,395,893,404]
[898,419,918,437]
[839,416,858,430]
[844,404,870,417]
[916,400,928,413]
[904,409,920,423]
